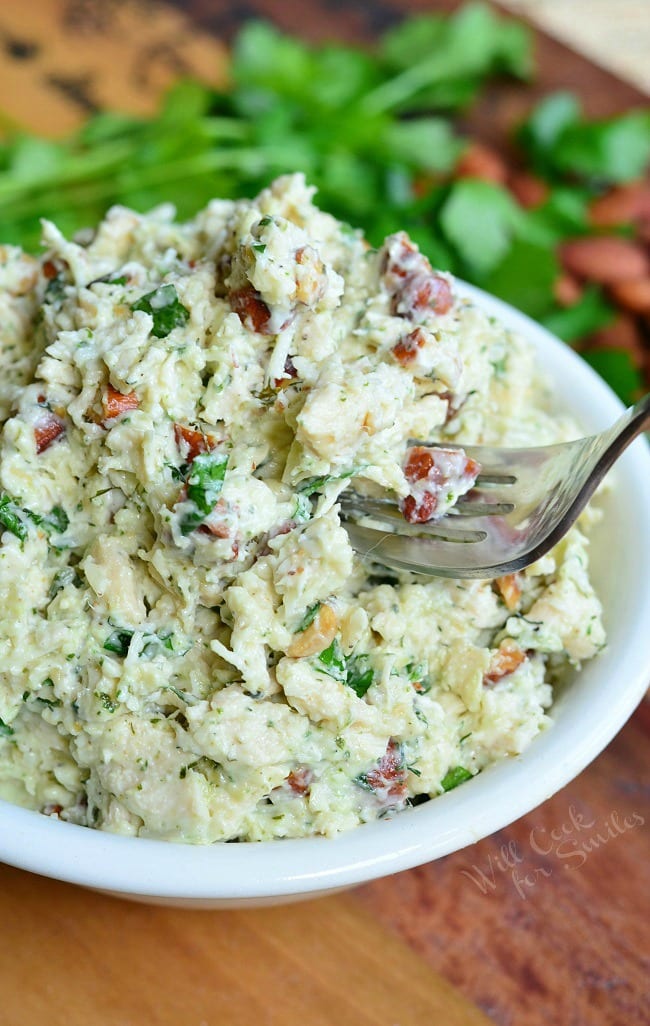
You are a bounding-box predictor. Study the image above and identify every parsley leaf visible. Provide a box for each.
[581,349,644,406]
[0,494,28,541]
[297,603,321,633]
[440,179,524,274]
[0,717,15,738]
[441,765,473,791]
[346,655,375,698]
[29,505,70,535]
[103,629,134,657]
[317,639,347,682]
[131,284,190,338]
[180,451,229,534]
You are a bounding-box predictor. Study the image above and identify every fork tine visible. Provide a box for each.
[340,491,514,522]
[474,472,517,485]
[454,499,515,515]
[339,499,491,542]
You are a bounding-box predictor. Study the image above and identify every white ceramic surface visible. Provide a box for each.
[1,282,649,908]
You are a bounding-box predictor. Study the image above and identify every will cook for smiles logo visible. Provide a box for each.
[460,804,645,900]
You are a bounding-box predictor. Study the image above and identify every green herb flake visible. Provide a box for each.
[346,654,375,697]
[103,629,134,657]
[297,469,354,497]
[35,505,69,535]
[317,638,347,682]
[292,492,312,522]
[0,494,28,541]
[0,717,15,737]
[180,451,229,534]
[35,696,62,709]
[49,565,82,599]
[440,765,473,791]
[297,602,321,633]
[96,692,117,713]
[131,284,190,339]
[164,684,197,706]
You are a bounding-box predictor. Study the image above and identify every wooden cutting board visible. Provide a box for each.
[0,862,491,1026]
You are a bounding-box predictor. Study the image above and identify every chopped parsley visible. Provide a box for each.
[316,642,376,696]
[317,639,347,682]
[297,602,321,633]
[96,692,118,713]
[297,469,354,497]
[346,655,375,698]
[103,629,134,657]
[440,765,473,791]
[0,717,15,737]
[49,565,82,599]
[180,451,229,534]
[131,284,190,339]
[0,494,28,541]
[29,505,69,534]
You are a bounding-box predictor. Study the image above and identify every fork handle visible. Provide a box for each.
[613,393,650,447]
[593,393,650,488]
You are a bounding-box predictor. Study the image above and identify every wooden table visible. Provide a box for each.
[0,3,648,1024]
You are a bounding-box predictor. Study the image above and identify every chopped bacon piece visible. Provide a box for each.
[35,411,65,453]
[495,573,522,612]
[230,285,273,334]
[364,739,408,804]
[484,640,526,686]
[102,385,139,421]
[174,423,217,463]
[42,803,64,817]
[382,232,453,321]
[199,520,230,538]
[286,767,314,796]
[42,259,60,280]
[392,327,427,366]
[400,445,481,524]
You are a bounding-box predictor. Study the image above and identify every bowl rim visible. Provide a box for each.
[1,281,649,900]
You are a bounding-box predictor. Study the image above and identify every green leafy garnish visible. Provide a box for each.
[316,644,375,696]
[29,505,70,535]
[292,493,312,523]
[581,349,644,405]
[519,93,650,185]
[96,692,118,713]
[180,451,229,534]
[542,285,614,343]
[440,765,473,791]
[440,179,523,275]
[131,284,190,339]
[317,638,347,682]
[0,494,28,541]
[346,655,375,698]
[34,696,62,709]
[49,566,83,599]
[297,603,321,633]
[103,629,134,657]
[141,630,176,658]
[297,469,354,497]
[0,717,15,737]
[164,684,198,706]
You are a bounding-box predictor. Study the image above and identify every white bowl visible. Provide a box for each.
[1,283,649,908]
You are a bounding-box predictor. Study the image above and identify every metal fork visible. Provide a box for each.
[340,394,650,580]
